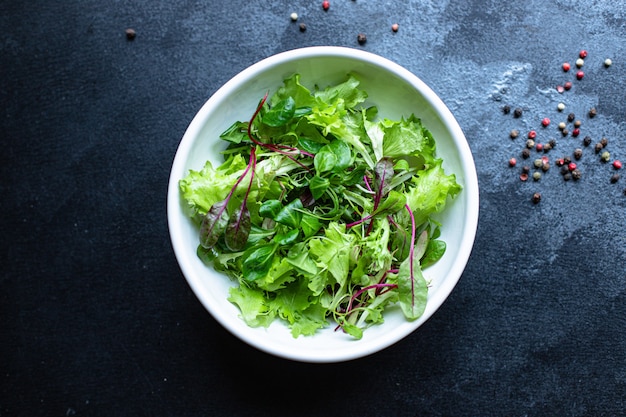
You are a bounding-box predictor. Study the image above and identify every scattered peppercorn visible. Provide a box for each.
[357,33,367,45]
[536,143,544,152]
[522,165,530,174]
[557,102,565,111]
[542,162,550,172]
[299,23,307,32]
[532,192,541,204]
[513,108,523,118]
[533,172,542,181]
[588,107,597,118]
[548,138,557,148]
[564,81,572,90]
[528,130,537,139]
[391,23,399,32]
[576,71,584,80]
[322,0,330,11]
[583,136,592,147]
[572,128,580,137]
[604,58,612,67]
[503,105,511,114]
[573,148,583,160]
[610,174,620,183]
[543,143,552,152]
[534,159,543,168]
[567,113,575,122]
[601,151,611,162]
[568,162,577,171]
[541,117,550,127]
[125,28,136,40]
[563,156,572,164]
[556,158,565,167]
[614,160,623,170]
[595,143,604,153]
[561,129,569,137]
[526,139,535,149]
[572,169,582,180]
[509,157,517,167]
[600,137,608,147]
[562,62,571,72]
[576,58,584,68]
[521,149,531,159]
[290,12,298,21]
[558,122,566,131]
[520,173,529,182]
[579,50,588,59]
[510,129,519,139]
[557,85,565,94]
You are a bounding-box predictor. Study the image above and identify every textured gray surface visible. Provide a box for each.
[2,1,625,416]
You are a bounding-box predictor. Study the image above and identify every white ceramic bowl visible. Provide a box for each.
[168,46,479,363]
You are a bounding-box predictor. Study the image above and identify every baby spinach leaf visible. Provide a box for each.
[275,198,303,228]
[314,148,337,173]
[421,239,446,268]
[259,199,282,219]
[273,229,300,246]
[262,96,296,127]
[309,175,330,200]
[242,242,279,282]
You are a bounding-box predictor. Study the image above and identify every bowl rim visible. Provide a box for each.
[167,46,479,362]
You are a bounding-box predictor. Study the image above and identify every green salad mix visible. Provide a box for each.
[179,74,461,339]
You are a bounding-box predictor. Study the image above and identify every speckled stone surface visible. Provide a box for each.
[2,1,625,416]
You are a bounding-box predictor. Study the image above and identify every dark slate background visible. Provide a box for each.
[2,1,625,416]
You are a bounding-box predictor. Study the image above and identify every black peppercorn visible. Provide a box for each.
[563,156,571,164]
[357,33,367,44]
[574,148,583,160]
[600,137,608,147]
[589,107,597,118]
[562,129,569,137]
[595,143,603,153]
[583,136,592,146]
[567,113,575,122]
[503,105,511,115]
[521,148,530,159]
[563,173,572,181]
[513,108,523,118]
[299,23,307,32]
[548,138,557,148]
[522,165,530,174]
[572,169,581,180]
[610,174,620,183]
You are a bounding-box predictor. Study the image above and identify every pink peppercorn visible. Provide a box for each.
[322,0,330,10]
[576,71,584,80]
[542,117,550,127]
[509,157,517,167]
[614,160,623,170]
[572,128,580,137]
[564,81,572,90]
[391,23,399,32]
[528,130,537,139]
[542,156,550,163]
[568,162,577,171]
[562,62,571,72]
[557,85,565,93]
[579,50,588,59]
[536,143,544,152]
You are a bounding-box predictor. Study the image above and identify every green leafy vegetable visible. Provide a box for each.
[180,73,461,338]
